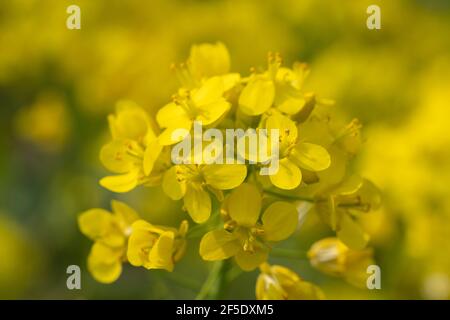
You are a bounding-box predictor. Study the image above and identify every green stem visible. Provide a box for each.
[263,189,315,202]
[271,247,308,259]
[196,260,230,300]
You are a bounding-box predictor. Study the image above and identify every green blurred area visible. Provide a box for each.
[0,0,449,299]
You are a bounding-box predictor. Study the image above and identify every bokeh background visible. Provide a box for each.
[1,0,449,299]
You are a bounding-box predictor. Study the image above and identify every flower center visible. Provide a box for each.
[176,164,203,184]
[225,224,266,253]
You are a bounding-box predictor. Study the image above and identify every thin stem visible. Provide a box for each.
[196,260,230,300]
[271,247,308,260]
[263,189,315,202]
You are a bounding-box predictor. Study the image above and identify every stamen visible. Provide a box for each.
[243,239,254,253]
[224,220,237,232]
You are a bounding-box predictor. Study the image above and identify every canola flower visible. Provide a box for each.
[99,101,164,193]
[263,111,331,190]
[200,183,298,271]
[78,200,139,283]
[314,175,381,249]
[256,263,325,300]
[127,219,189,272]
[308,237,375,288]
[79,42,381,299]
[162,164,247,223]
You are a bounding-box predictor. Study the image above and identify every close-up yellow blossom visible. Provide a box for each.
[264,112,331,190]
[314,175,381,249]
[256,263,325,300]
[200,183,298,271]
[78,200,139,283]
[239,54,311,116]
[157,77,232,146]
[99,101,164,192]
[127,219,188,272]
[162,164,247,223]
[308,237,375,288]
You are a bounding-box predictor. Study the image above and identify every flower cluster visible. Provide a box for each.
[79,42,381,298]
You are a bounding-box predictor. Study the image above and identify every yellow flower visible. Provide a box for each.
[78,200,139,283]
[308,237,375,288]
[199,183,298,271]
[265,112,331,190]
[256,263,325,300]
[315,175,381,249]
[188,42,232,82]
[99,101,164,193]
[127,220,188,272]
[156,77,232,145]
[239,53,311,116]
[14,92,70,152]
[177,42,241,93]
[162,164,247,223]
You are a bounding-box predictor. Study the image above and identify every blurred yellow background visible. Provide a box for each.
[0,0,449,299]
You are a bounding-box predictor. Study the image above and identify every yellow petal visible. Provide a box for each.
[158,121,192,146]
[113,101,150,141]
[239,78,275,116]
[199,229,240,261]
[286,281,325,300]
[196,99,230,125]
[307,237,348,276]
[78,209,125,247]
[291,142,330,172]
[262,202,298,242]
[221,73,241,91]
[256,279,286,299]
[184,185,211,223]
[269,158,302,190]
[87,242,123,284]
[111,200,139,228]
[333,175,364,195]
[192,76,225,106]
[143,139,162,176]
[148,231,176,271]
[127,225,156,267]
[99,139,135,174]
[235,248,268,271]
[270,265,300,285]
[132,219,170,234]
[78,210,124,248]
[127,220,172,268]
[344,250,375,288]
[99,169,139,193]
[162,166,186,200]
[256,273,287,300]
[156,102,191,129]
[189,42,231,79]
[276,92,306,115]
[202,164,247,190]
[227,183,261,227]
[337,214,370,250]
[266,113,298,144]
[358,179,382,211]
[78,209,114,241]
